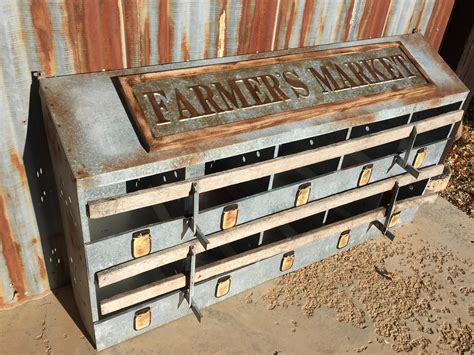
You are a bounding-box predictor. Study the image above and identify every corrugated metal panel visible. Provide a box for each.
[0,0,454,307]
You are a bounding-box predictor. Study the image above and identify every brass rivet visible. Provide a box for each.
[337,230,351,249]
[132,230,151,258]
[388,211,401,228]
[280,251,295,271]
[412,148,426,169]
[358,164,373,187]
[295,183,311,207]
[134,307,151,330]
[215,276,231,297]
[221,204,238,230]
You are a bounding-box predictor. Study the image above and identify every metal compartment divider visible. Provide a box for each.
[93,201,426,350]
[39,34,469,350]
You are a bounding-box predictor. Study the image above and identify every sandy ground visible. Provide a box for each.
[0,197,472,354]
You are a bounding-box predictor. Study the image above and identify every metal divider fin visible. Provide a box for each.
[186,182,209,248]
[179,245,203,322]
[180,182,207,322]
[372,182,400,241]
[395,127,420,178]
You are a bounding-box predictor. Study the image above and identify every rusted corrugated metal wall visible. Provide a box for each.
[0,0,454,307]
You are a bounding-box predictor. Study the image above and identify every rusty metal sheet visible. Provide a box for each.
[0,0,457,306]
[120,43,429,150]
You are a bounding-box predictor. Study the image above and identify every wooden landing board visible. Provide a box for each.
[87,111,461,219]
[99,193,437,315]
[118,42,432,151]
[96,164,443,288]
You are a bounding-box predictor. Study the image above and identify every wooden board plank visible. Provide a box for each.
[96,164,443,288]
[88,111,461,219]
[99,193,437,315]
[118,41,433,151]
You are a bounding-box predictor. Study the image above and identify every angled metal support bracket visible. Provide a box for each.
[394,127,420,178]
[372,182,400,241]
[178,246,203,322]
[185,182,209,249]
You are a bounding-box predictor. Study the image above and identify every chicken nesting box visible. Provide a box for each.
[40,34,468,350]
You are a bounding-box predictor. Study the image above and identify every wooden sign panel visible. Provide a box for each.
[118,42,431,151]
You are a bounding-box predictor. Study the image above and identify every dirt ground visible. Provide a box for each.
[0,197,472,354]
[440,123,473,217]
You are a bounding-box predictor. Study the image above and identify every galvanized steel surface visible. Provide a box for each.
[94,207,419,350]
[40,34,467,189]
[0,0,454,306]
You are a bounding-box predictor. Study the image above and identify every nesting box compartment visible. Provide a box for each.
[39,34,468,350]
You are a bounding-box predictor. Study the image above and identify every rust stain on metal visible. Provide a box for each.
[20,1,457,74]
[75,168,89,179]
[181,32,190,62]
[424,0,454,51]
[99,0,123,70]
[143,18,151,66]
[299,0,314,47]
[254,0,279,53]
[217,1,227,57]
[29,0,56,75]
[358,0,391,39]
[238,0,278,54]
[158,0,172,64]
[83,2,103,71]
[36,255,47,281]
[9,151,27,189]
[237,0,252,54]
[273,0,285,50]
[30,0,55,75]
[203,19,210,59]
[317,4,325,36]
[76,0,123,72]
[122,0,140,67]
[342,0,357,41]
[0,193,26,301]
[284,0,297,49]
[63,0,83,73]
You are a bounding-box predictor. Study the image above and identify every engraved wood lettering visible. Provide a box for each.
[121,44,428,142]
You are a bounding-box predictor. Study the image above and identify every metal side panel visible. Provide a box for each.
[92,207,418,350]
[41,103,96,341]
[84,140,446,275]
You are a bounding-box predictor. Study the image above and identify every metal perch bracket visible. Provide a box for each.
[394,127,420,178]
[179,245,203,322]
[372,182,400,241]
[185,182,209,249]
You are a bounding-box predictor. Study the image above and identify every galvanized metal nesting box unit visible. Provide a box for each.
[40,34,468,350]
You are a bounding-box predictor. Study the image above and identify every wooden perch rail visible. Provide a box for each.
[99,193,438,315]
[96,164,443,288]
[87,111,461,219]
